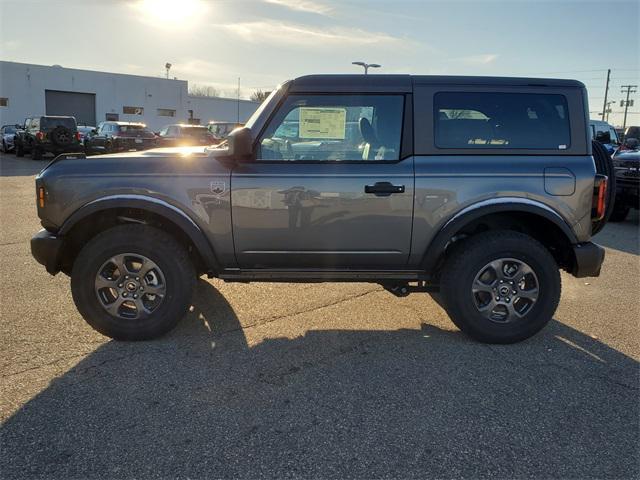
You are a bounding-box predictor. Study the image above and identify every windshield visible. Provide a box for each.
[183,127,210,137]
[118,125,146,132]
[244,86,283,131]
[3,126,16,134]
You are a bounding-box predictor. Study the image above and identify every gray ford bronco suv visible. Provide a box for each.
[31,75,613,344]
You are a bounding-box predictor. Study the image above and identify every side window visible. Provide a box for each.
[258,94,404,161]
[609,127,619,144]
[159,127,169,136]
[434,92,571,150]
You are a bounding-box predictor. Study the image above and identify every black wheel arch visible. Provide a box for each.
[58,195,221,275]
[421,200,578,280]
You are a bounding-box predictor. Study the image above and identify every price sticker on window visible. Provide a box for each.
[299,107,346,139]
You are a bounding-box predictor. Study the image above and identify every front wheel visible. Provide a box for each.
[71,225,196,340]
[440,231,561,344]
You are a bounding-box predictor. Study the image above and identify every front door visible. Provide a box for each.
[231,93,414,269]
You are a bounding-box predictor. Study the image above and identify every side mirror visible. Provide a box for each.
[595,131,612,144]
[228,127,253,157]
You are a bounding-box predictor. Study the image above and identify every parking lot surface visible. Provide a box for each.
[1,152,638,479]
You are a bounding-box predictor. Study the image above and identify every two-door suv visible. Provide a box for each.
[15,116,84,160]
[31,75,613,343]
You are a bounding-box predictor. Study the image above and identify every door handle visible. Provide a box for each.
[364,182,405,196]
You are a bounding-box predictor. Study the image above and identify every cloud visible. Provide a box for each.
[220,21,405,48]
[263,0,333,15]
[456,54,499,65]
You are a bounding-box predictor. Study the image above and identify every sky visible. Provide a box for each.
[1,0,638,126]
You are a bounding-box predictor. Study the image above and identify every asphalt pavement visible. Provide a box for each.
[0,152,638,479]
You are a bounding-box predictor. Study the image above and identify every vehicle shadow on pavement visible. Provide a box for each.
[1,280,638,479]
[594,209,640,255]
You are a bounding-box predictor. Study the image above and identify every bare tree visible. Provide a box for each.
[189,84,220,97]
[250,89,272,102]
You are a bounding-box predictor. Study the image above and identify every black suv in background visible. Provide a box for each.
[156,124,216,147]
[84,121,157,155]
[15,116,83,160]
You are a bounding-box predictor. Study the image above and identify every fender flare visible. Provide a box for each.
[421,198,578,274]
[59,194,220,273]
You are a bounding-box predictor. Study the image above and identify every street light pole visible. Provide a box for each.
[352,61,381,75]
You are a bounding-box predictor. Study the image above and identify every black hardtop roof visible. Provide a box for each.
[289,74,585,93]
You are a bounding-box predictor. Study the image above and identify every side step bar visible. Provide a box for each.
[218,268,429,283]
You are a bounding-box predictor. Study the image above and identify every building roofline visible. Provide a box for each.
[0,60,187,84]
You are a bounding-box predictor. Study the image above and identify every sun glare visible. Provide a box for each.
[136,0,206,27]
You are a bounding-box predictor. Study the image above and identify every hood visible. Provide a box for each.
[98,145,214,158]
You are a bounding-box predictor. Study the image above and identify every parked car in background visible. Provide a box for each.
[15,116,83,160]
[156,124,216,147]
[611,145,640,222]
[590,119,620,154]
[207,121,243,143]
[623,126,639,143]
[1,124,19,153]
[84,121,157,155]
[77,125,95,146]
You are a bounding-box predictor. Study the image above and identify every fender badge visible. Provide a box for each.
[210,180,227,197]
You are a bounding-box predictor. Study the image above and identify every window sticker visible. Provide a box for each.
[299,107,346,139]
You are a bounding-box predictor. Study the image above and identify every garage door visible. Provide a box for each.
[45,90,96,126]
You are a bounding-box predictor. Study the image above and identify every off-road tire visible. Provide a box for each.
[591,140,616,235]
[71,224,196,340]
[440,230,561,344]
[50,126,73,146]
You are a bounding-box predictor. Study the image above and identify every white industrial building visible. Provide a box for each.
[0,61,260,131]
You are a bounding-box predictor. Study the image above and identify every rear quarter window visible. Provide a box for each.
[41,117,76,130]
[434,92,571,150]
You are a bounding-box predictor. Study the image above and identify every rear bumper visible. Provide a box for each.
[571,242,605,278]
[31,229,63,275]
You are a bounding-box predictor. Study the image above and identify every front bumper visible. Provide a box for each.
[571,242,605,278]
[31,229,63,275]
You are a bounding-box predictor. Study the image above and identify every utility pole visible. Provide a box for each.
[620,84,637,134]
[165,62,172,80]
[601,69,611,121]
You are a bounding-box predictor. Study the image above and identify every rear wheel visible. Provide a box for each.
[440,231,561,344]
[71,225,196,340]
[31,147,43,160]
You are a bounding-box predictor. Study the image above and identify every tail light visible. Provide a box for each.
[35,131,44,141]
[38,186,45,208]
[592,174,608,221]
[75,131,82,141]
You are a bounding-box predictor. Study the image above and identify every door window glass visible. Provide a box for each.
[434,92,571,150]
[258,95,404,161]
